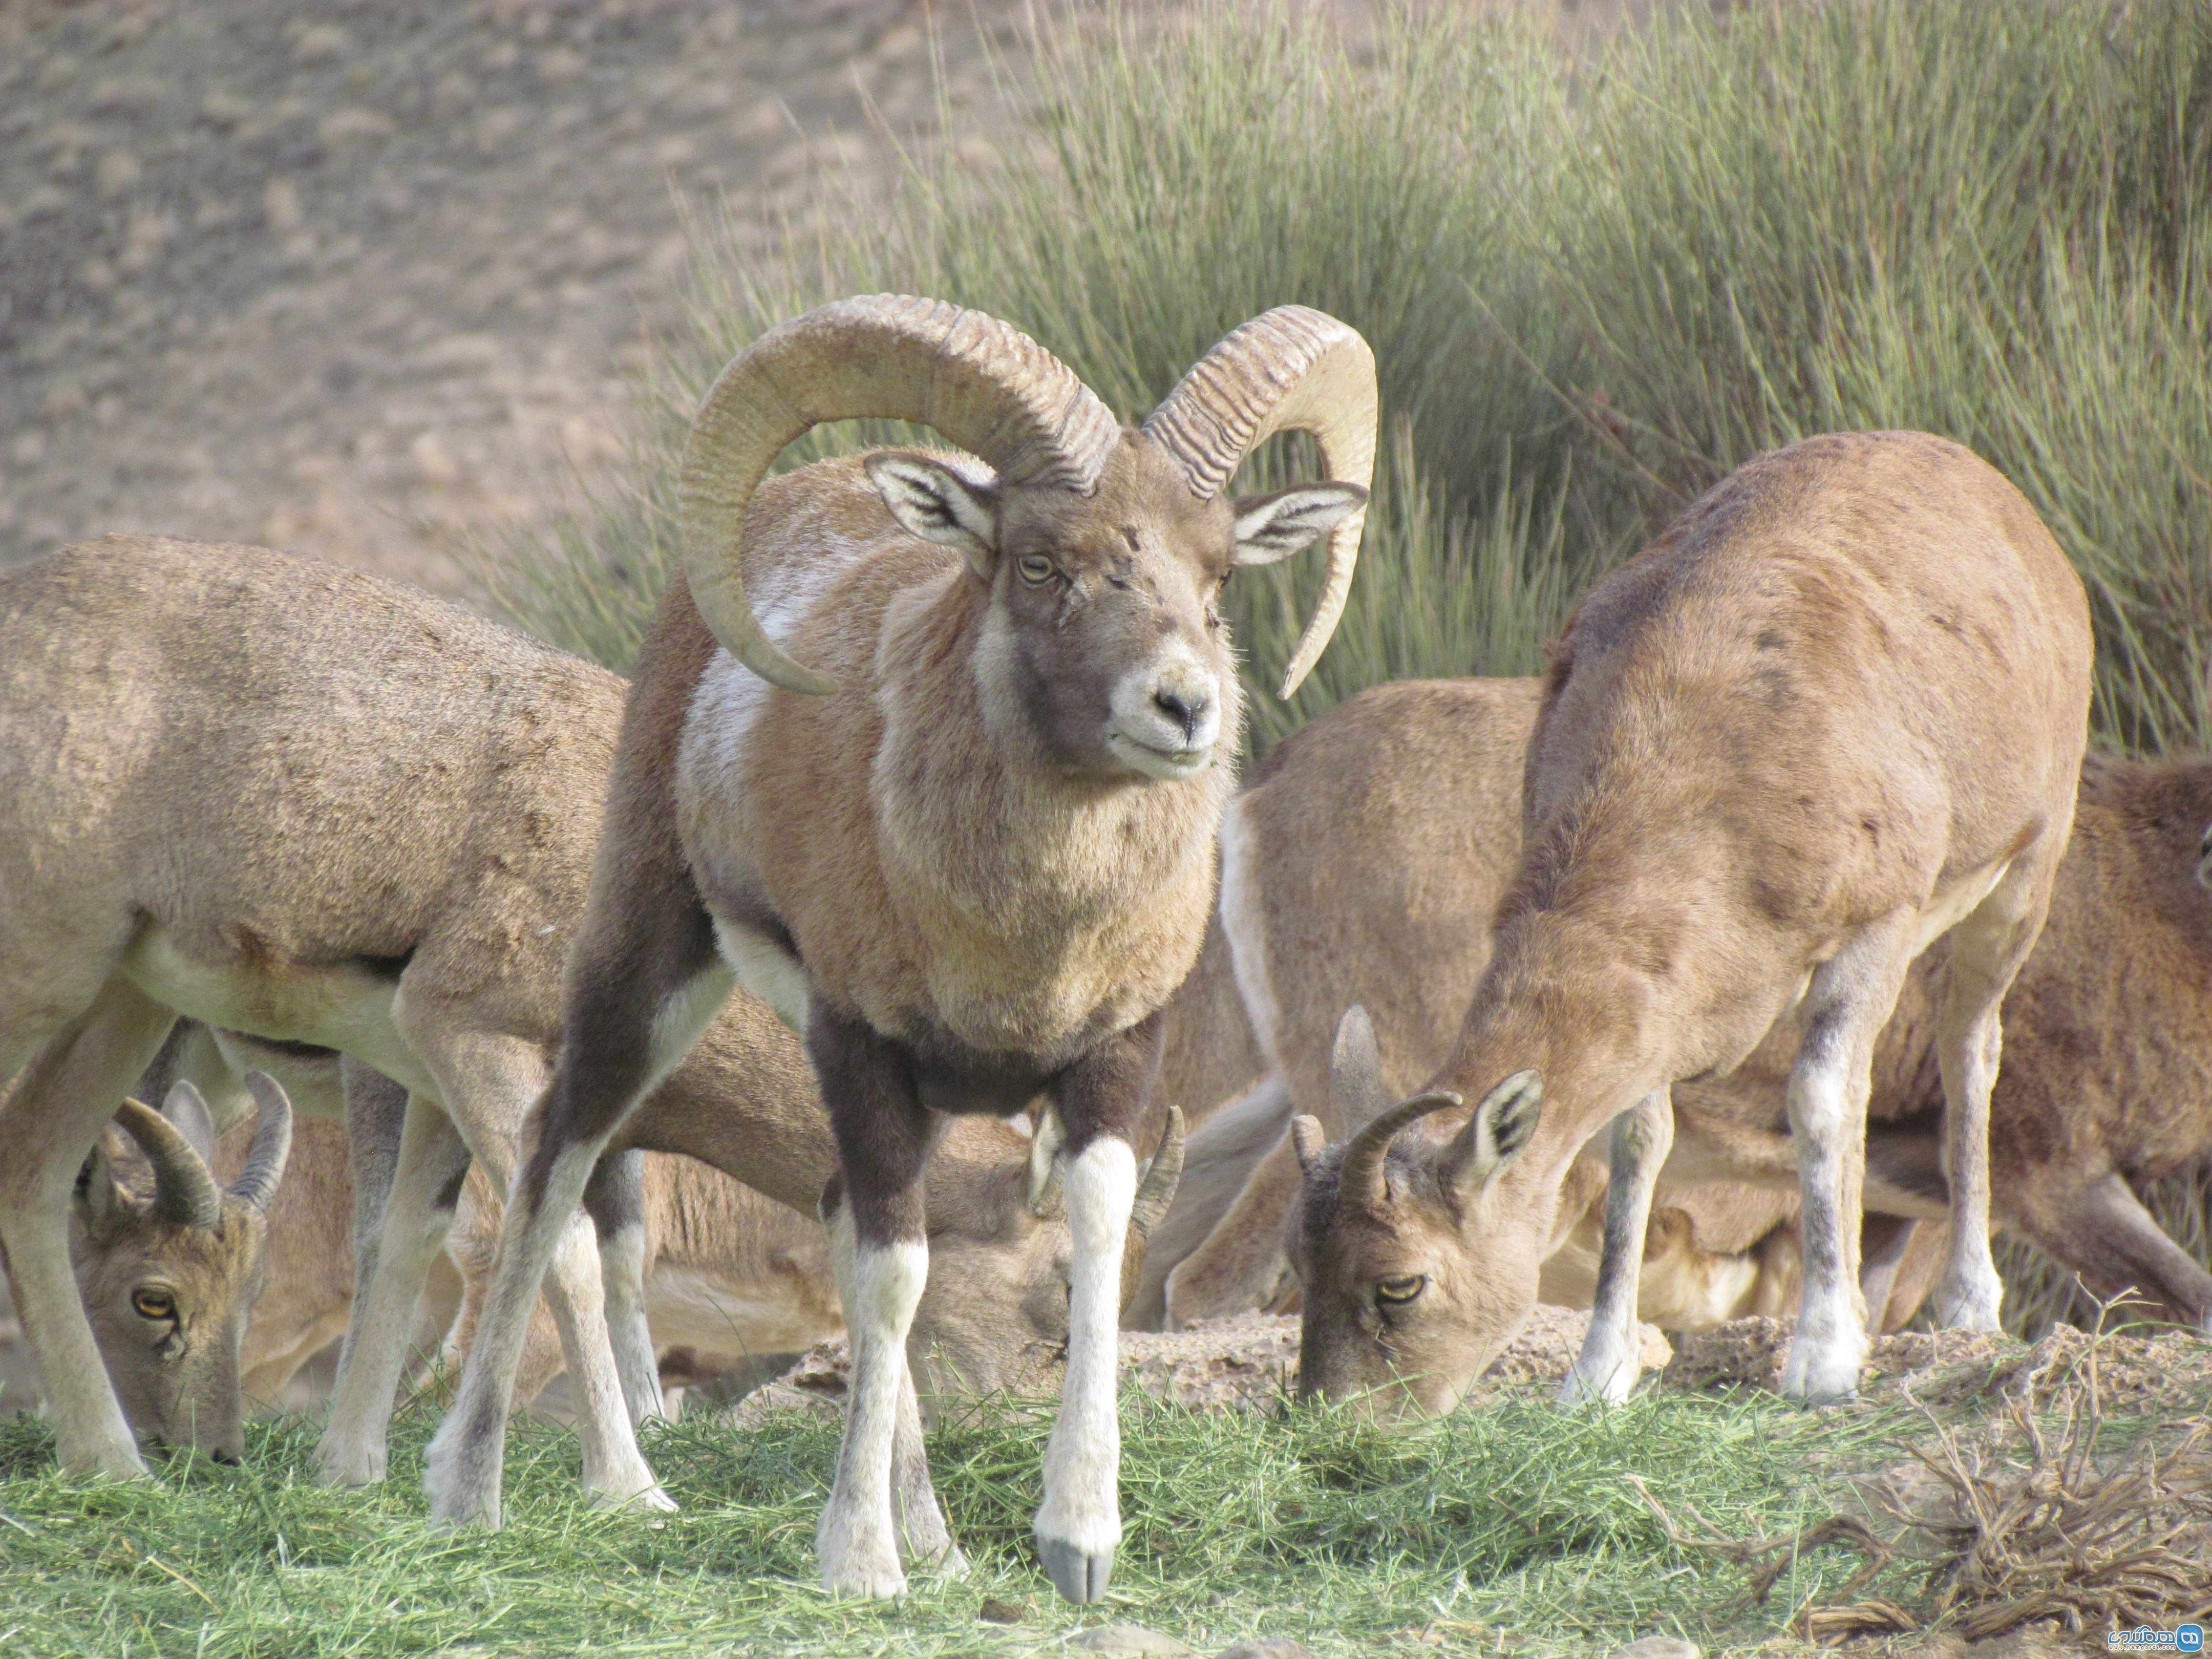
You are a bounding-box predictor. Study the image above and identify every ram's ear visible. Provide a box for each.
[866,451,1001,579]
[1229,482,1368,567]
[1442,1069,1544,1203]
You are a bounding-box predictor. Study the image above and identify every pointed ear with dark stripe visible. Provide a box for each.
[1443,1070,1543,1203]
[866,451,1001,579]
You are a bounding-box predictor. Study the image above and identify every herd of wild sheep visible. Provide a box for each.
[2,296,2209,1606]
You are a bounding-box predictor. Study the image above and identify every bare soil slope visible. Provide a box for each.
[0,0,1026,591]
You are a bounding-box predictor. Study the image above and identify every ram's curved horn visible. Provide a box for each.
[1130,1104,1186,1240]
[679,294,1122,693]
[227,1071,295,1214]
[112,1096,223,1229]
[1140,307,1378,698]
[1335,1089,1462,1213]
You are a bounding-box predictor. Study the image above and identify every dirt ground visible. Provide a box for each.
[0,0,1648,600]
[0,0,1036,593]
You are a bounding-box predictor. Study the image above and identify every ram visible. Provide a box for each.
[0,538,1171,1502]
[1280,434,2091,1412]
[431,295,1376,1603]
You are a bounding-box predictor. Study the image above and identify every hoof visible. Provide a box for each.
[819,1541,907,1600]
[1554,1362,1638,1408]
[1932,1278,2004,1333]
[587,1481,679,1516]
[422,1445,503,1530]
[311,1438,387,1489]
[1777,1347,1862,1406]
[1036,1533,1115,1604]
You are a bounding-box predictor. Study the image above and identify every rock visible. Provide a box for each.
[1067,1627,1196,1656]
[1217,1642,1319,1659]
[977,1596,1027,1625]
[1606,1639,1699,1659]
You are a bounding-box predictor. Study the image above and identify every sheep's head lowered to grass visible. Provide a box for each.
[71,1074,293,1463]
[677,295,1375,777]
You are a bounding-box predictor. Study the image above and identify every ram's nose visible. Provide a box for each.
[1152,685,1209,743]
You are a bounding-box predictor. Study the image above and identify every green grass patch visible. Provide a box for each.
[0,1386,1941,1657]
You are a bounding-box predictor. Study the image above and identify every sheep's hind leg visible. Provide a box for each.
[1930,850,2059,1334]
[1559,1087,1673,1406]
[1779,921,1915,1403]
[316,1091,469,1487]
[584,1148,668,1428]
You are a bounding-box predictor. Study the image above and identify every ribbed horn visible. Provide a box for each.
[1130,1104,1186,1241]
[1335,1089,1462,1213]
[1140,306,1378,697]
[112,1097,223,1229]
[228,1071,294,1214]
[679,294,1122,693]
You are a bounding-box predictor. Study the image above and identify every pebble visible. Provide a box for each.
[1068,1627,1197,1657]
[1606,1639,1700,1659]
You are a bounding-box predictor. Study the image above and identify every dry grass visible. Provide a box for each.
[1635,1328,2212,1645]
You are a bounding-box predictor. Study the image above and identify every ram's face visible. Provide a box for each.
[866,436,1365,784]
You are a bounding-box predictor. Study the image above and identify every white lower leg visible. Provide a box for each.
[598,1215,666,1428]
[423,1140,598,1528]
[1561,1088,1672,1408]
[1934,1014,2005,1330]
[1781,1041,1870,1402]
[890,1359,963,1572]
[542,1213,671,1510]
[2,1184,142,1477]
[317,1104,464,1486]
[817,1208,929,1599]
[1034,1137,1135,1604]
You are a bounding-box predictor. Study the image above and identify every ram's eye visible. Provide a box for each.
[133,1289,176,1321]
[1376,1274,1426,1307]
[1016,554,1055,584]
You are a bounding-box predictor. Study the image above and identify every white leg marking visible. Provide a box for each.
[1932,1008,2006,1331]
[1776,932,1909,1405]
[1559,1088,1672,1408]
[316,1097,465,1487]
[599,1215,666,1427]
[817,1208,930,1599]
[711,918,812,1036]
[426,1139,610,1527]
[647,962,737,1079]
[1034,1136,1136,1604]
[540,1206,673,1511]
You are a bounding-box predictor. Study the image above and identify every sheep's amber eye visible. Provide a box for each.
[1375,1274,1426,1307]
[1017,554,1055,584]
[133,1289,176,1321]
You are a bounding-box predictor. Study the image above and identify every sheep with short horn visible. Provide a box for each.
[428,294,1375,1603]
[61,1075,293,1463]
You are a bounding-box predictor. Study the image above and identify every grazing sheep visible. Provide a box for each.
[17,1076,293,1463]
[430,294,1377,1603]
[1282,433,2091,1414]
